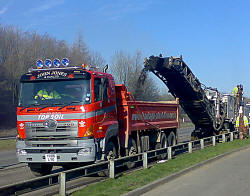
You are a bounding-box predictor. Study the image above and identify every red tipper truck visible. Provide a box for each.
[16,58,179,176]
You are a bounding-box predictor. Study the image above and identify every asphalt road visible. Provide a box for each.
[143,147,250,196]
[0,164,64,187]
[0,150,18,168]
[0,165,34,187]
[0,151,62,187]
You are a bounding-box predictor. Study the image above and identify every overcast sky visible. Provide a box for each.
[1,0,250,95]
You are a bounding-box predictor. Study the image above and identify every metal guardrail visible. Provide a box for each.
[0,136,16,140]
[0,131,239,196]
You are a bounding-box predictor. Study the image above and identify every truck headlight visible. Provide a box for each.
[17,149,27,155]
[78,147,92,155]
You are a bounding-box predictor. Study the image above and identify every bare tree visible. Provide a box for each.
[110,50,160,101]
[110,51,133,85]
[0,24,105,128]
[89,51,106,71]
[70,30,90,66]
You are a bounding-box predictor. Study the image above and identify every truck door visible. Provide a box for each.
[94,77,111,138]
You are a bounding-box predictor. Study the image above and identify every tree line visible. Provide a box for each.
[0,24,169,129]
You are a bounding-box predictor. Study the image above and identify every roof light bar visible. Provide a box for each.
[32,58,73,70]
[62,58,69,67]
[53,58,61,67]
[45,59,52,68]
[36,60,43,68]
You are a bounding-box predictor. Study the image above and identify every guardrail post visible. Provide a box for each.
[109,160,115,179]
[143,152,148,169]
[212,136,216,146]
[200,139,204,149]
[222,134,226,143]
[59,172,66,196]
[230,132,234,142]
[188,142,192,153]
[168,147,172,160]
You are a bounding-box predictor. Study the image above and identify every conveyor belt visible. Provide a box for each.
[144,56,223,136]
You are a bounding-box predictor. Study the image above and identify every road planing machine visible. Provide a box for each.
[143,55,243,139]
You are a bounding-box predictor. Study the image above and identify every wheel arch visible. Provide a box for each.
[104,123,120,154]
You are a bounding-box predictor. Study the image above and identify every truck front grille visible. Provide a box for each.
[25,121,78,147]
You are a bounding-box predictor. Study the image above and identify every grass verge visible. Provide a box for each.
[72,138,250,196]
[0,139,16,152]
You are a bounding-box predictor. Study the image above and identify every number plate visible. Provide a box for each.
[45,154,57,162]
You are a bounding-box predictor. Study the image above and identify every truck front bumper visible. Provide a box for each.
[16,139,96,163]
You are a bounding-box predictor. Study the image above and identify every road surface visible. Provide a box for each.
[143,147,250,196]
[0,150,18,168]
[0,151,62,187]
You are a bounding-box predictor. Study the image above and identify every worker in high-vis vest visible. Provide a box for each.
[232,85,239,97]
[236,111,249,140]
[236,115,248,128]
[35,87,61,100]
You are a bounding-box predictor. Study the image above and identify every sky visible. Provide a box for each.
[0,0,250,96]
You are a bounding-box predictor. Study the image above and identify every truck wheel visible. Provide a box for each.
[127,138,137,169]
[105,141,117,160]
[98,141,117,177]
[28,163,53,177]
[156,132,168,159]
[168,131,176,157]
[168,131,176,146]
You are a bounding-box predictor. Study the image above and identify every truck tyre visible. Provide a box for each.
[98,141,117,177]
[127,138,137,169]
[168,131,176,146]
[105,141,117,160]
[28,163,53,177]
[156,132,168,159]
[168,131,176,157]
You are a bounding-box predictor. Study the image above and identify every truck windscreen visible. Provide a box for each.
[19,79,91,107]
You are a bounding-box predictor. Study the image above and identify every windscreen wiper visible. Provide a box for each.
[58,101,81,110]
[20,103,42,112]
[38,104,50,111]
